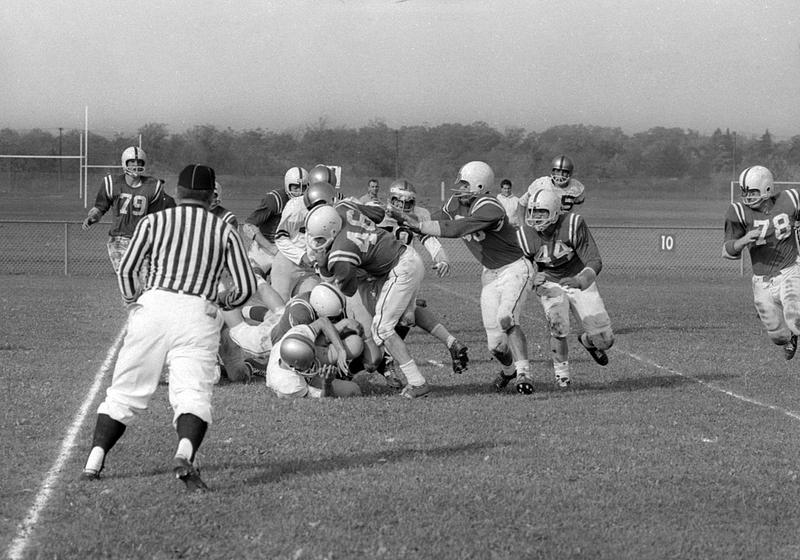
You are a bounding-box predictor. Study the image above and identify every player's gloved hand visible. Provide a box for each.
[82,217,94,231]
[432,260,450,278]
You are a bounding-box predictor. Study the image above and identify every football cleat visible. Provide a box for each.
[785,335,798,361]
[556,376,571,389]
[173,457,209,493]
[400,383,431,399]
[492,371,516,392]
[382,356,404,389]
[514,372,535,395]
[448,340,469,374]
[244,358,267,377]
[578,334,609,366]
[80,468,102,481]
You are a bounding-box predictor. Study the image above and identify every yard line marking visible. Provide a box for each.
[428,282,800,422]
[619,349,800,422]
[7,327,125,560]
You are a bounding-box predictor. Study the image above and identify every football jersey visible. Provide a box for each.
[439,194,523,269]
[378,206,434,247]
[245,188,289,241]
[517,212,603,281]
[724,189,800,277]
[275,196,309,263]
[519,176,586,212]
[212,204,238,229]
[92,174,164,237]
[319,206,404,296]
[269,291,317,345]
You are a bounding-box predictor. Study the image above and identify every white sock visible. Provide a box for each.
[446,334,457,348]
[554,360,570,379]
[399,359,425,386]
[515,360,530,376]
[176,438,194,461]
[84,446,105,472]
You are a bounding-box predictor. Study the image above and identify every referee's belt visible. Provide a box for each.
[153,286,210,301]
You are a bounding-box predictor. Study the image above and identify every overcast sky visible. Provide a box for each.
[2,0,799,139]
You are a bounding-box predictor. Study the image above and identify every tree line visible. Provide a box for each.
[2,121,798,185]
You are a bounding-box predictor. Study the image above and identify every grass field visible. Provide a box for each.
[4,185,800,559]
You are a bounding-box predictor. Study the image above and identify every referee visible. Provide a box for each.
[81,164,257,492]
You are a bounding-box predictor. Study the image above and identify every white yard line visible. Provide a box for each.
[6,327,125,560]
[619,350,800,421]
[429,282,800,421]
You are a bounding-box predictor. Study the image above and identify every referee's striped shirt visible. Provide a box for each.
[118,201,256,310]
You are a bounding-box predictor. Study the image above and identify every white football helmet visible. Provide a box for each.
[526,186,563,231]
[303,181,336,210]
[279,332,318,377]
[388,179,417,213]
[121,146,146,178]
[309,282,346,318]
[305,205,342,252]
[551,155,574,187]
[739,165,774,207]
[452,161,494,204]
[284,166,310,198]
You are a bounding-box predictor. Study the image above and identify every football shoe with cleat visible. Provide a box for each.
[173,457,209,493]
[244,358,267,377]
[578,334,609,366]
[400,383,431,399]
[492,371,516,392]
[80,468,102,481]
[785,335,798,361]
[514,372,535,395]
[448,340,469,374]
[382,356,404,389]
[556,376,571,389]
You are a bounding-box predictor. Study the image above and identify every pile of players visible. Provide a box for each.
[84,148,616,402]
[218,156,617,399]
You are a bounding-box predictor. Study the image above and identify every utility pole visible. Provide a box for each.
[731,131,736,179]
[58,127,63,190]
[394,129,400,177]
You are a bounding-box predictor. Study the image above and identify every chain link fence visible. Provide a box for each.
[0,220,745,278]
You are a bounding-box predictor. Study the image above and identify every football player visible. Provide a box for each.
[243,168,298,279]
[265,283,364,399]
[305,202,431,398]
[518,185,613,388]
[272,167,318,300]
[377,179,470,375]
[724,165,800,360]
[81,146,165,273]
[518,155,586,222]
[389,161,536,394]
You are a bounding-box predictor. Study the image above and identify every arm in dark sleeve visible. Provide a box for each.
[329,261,359,297]
[246,194,279,227]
